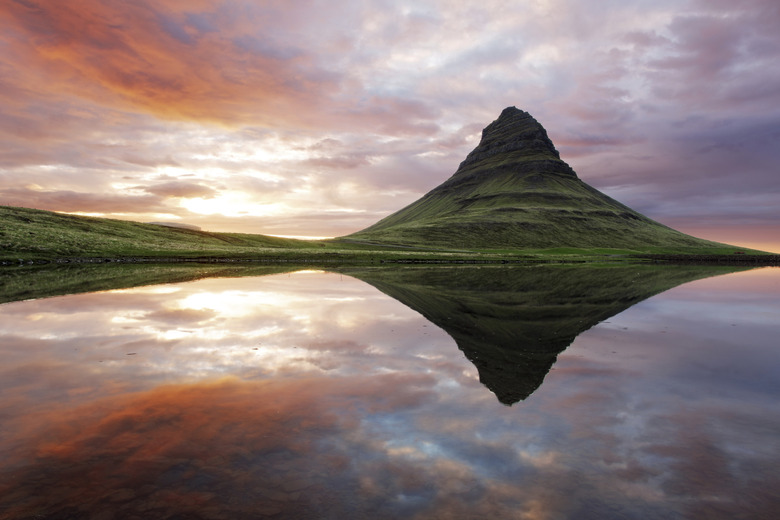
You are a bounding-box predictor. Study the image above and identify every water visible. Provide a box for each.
[0,264,778,519]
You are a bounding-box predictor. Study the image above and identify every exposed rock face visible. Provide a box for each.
[345,107,722,251]
[456,106,570,172]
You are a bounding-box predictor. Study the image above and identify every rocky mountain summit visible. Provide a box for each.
[346,107,722,251]
[455,106,574,177]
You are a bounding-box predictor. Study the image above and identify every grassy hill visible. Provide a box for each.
[1,202,769,266]
[0,205,316,261]
[0,109,772,263]
[343,107,743,254]
[0,205,515,265]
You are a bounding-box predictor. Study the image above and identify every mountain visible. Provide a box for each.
[345,107,727,251]
[345,264,748,404]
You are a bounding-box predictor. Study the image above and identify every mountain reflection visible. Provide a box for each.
[343,264,748,404]
[0,265,776,519]
[0,262,747,405]
[1,262,749,406]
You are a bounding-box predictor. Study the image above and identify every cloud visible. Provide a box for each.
[2,267,779,517]
[0,186,168,214]
[143,307,217,325]
[2,1,323,125]
[0,0,441,135]
[627,0,780,115]
[305,154,373,170]
[140,180,217,199]
[0,0,778,248]
[0,375,447,519]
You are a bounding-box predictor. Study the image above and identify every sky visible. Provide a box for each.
[1,0,778,251]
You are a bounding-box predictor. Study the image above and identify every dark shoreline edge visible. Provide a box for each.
[635,254,780,265]
[2,253,779,267]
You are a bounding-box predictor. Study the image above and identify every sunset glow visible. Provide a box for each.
[0,0,778,250]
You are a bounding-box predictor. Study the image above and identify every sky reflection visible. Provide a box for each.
[0,267,778,519]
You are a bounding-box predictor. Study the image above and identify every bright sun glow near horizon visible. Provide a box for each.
[0,1,778,252]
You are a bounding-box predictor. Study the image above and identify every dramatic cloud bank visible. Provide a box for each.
[1,0,778,249]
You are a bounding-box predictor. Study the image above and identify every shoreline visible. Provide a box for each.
[3,253,779,267]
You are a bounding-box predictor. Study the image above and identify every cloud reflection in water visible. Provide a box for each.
[0,268,778,519]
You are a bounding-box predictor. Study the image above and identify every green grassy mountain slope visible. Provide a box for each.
[344,107,732,252]
[0,205,312,261]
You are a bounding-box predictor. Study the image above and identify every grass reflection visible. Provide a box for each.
[0,265,776,519]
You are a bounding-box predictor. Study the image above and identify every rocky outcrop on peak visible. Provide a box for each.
[456,106,567,172]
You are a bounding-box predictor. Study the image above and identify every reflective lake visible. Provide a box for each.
[0,264,778,519]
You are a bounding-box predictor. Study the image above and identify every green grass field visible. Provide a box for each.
[0,205,314,258]
[343,162,748,253]
[0,205,773,266]
[3,108,772,266]
[343,108,765,255]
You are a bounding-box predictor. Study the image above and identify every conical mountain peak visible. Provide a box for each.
[477,106,558,158]
[345,107,726,251]
[456,106,572,177]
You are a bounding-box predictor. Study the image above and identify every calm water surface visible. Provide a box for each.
[0,266,778,519]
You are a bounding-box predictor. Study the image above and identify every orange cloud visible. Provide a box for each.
[1,0,777,245]
[1,370,618,519]
[140,181,217,198]
[0,186,169,214]
[0,0,440,135]
[0,374,437,518]
[1,0,330,127]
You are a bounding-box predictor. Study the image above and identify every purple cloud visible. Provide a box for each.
[0,0,777,249]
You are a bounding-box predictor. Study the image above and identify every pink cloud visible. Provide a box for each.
[0,0,777,248]
[0,0,440,136]
[140,181,217,199]
[0,187,168,214]
[0,374,440,519]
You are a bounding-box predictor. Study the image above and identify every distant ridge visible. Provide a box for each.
[345,107,727,251]
[148,221,202,231]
